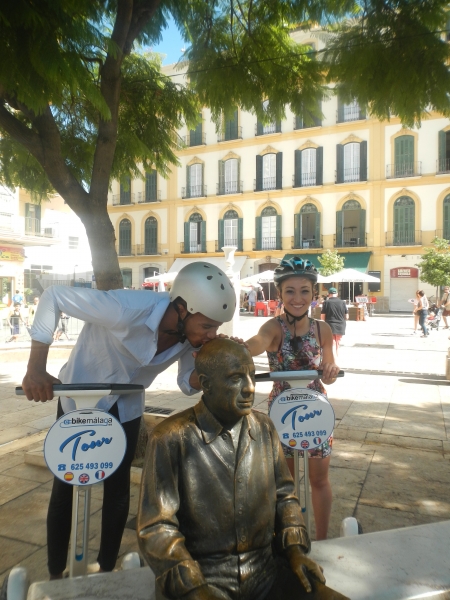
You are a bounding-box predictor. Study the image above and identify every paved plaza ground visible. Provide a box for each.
[0,312,449,585]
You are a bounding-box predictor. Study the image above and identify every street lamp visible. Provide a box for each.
[73,264,78,287]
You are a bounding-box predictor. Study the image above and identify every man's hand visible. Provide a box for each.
[183,584,230,600]
[285,545,325,593]
[22,370,61,403]
[320,361,340,385]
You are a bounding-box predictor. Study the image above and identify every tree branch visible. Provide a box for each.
[0,101,42,160]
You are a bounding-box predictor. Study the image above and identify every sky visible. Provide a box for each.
[151,16,187,65]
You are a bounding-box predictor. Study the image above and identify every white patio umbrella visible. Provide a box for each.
[240,271,275,299]
[320,268,380,301]
[144,271,178,292]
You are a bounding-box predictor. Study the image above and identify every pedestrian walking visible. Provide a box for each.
[246,257,340,540]
[439,286,450,329]
[26,297,40,328]
[53,312,71,341]
[248,287,257,313]
[7,303,25,342]
[410,291,420,333]
[21,262,237,579]
[415,290,429,337]
[320,287,349,356]
[12,289,24,306]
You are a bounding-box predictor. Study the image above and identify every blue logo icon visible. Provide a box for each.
[58,464,66,471]
[282,433,289,439]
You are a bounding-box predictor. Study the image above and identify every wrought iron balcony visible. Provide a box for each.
[184,132,206,147]
[336,105,365,123]
[112,193,136,206]
[180,242,207,254]
[216,180,243,195]
[181,185,207,199]
[217,126,243,142]
[136,243,161,256]
[437,159,450,174]
[115,244,136,256]
[334,232,367,248]
[254,177,277,192]
[386,162,421,179]
[136,190,162,203]
[24,218,59,238]
[292,173,317,188]
[385,231,422,246]
[291,236,323,249]
[252,237,281,251]
[335,168,361,184]
[255,122,278,136]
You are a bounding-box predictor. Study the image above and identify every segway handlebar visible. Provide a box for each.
[15,383,144,396]
[255,370,344,382]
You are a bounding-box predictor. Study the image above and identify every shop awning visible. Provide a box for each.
[170,256,248,274]
[282,251,372,273]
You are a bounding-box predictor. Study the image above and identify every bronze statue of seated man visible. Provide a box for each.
[138,338,326,600]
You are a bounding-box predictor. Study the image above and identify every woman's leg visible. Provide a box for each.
[413,313,419,331]
[309,456,332,541]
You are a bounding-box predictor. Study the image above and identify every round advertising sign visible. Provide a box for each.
[44,409,127,486]
[269,387,335,451]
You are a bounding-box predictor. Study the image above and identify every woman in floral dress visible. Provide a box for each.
[246,257,340,540]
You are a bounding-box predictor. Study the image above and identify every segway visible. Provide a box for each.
[4,384,144,600]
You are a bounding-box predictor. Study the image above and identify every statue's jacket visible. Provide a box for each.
[138,399,310,599]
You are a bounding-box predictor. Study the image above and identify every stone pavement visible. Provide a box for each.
[0,313,449,586]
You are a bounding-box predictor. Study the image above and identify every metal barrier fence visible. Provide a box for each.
[1,310,85,344]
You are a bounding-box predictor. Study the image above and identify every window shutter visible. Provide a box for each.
[237,158,241,192]
[276,214,282,250]
[294,150,302,187]
[256,155,263,191]
[294,213,301,248]
[218,160,225,195]
[146,170,157,201]
[201,164,205,196]
[35,204,41,221]
[232,109,238,138]
[276,120,282,133]
[295,114,303,130]
[201,220,207,252]
[238,217,243,251]
[314,212,321,246]
[336,144,344,183]
[359,209,366,245]
[359,105,366,120]
[313,100,322,126]
[276,152,283,189]
[186,166,191,198]
[184,222,190,252]
[336,211,343,247]
[255,216,262,250]
[257,118,263,136]
[218,219,224,250]
[316,146,323,185]
[337,98,344,123]
[444,199,450,239]
[360,141,367,181]
[439,130,446,171]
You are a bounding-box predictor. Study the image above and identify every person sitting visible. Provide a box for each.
[138,338,326,600]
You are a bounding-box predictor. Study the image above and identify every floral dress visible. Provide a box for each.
[267,317,332,459]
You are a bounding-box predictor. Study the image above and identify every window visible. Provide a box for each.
[144,217,158,255]
[144,267,159,279]
[393,196,415,245]
[393,135,415,177]
[294,204,321,249]
[187,163,204,198]
[121,268,132,288]
[255,153,282,191]
[224,209,239,246]
[68,236,78,250]
[145,170,158,202]
[344,143,360,182]
[438,131,450,173]
[256,100,281,135]
[120,178,131,205]
[261,206,277,250]
[220,108,240,141]
[218,158,240,194]
[336,141,367,183]
[119,218,132,255]
[263,154,276,190]
[336,200,366,247]
[184,212,206,253]
[302,149,316,186]
[444,195,450,240]
[294,101,322,130]
[189,113,204,146]
[25,203,41,235]
[337,99,365,123]
[294,148,323,187]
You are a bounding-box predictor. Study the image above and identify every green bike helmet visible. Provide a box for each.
[273,257,318,287]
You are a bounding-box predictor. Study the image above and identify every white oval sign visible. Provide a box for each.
[44,408,127,486]
[269,387,335,451]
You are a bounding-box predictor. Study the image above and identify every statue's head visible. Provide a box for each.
[195,338,255,426]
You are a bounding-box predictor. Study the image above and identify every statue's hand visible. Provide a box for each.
[183,584,230,600]
[285,545,325,593]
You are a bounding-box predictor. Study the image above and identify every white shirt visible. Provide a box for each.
[31,287,199,423]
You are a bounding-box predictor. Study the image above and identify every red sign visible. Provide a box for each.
[390,267,419,279]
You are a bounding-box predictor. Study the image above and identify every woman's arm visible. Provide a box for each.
[246,319,279,356]
[316,321,340,385]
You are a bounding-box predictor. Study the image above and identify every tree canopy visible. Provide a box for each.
[1,0,450,288]
[318,250,345,276]
[416,237,450,288]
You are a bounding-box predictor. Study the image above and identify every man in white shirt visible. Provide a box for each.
[22,262,236,579]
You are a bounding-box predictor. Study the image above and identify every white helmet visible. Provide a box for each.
[170,262,236,322]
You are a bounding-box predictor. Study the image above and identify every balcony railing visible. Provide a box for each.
[184,132,206,147]
[293,116,321,130]
[116,244,135,256]
[254,177,277,191]
[335,168,361,184]
[385,231,422,246]
[181,185,207,199]
[136,243,161,256]
[252,237,281,251]
[180,242,207,254]
[0,212,13,230]
[255,122,278,136]
[336,105,364,123]
[437,159,450,174]
[217,126,243,142]
[216,180,243,195]
[291,236,323,249]
[112,193,136,206]
[292,173,317,188]
[334,232,367,248]
[386,162,421,178]
[24,218,59,238]
[136,190,162,203]
[435,229,450,241]
[215,239,239,251]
